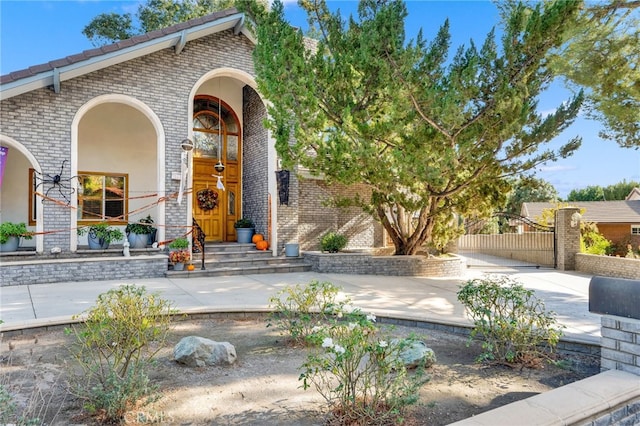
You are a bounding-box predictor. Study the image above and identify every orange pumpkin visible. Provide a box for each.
[255,240,269,250]
[252,233,264,244]
[187,264,195,272]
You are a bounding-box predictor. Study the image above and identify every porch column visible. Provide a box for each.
[555,207,581,271]
[267,129,278,256]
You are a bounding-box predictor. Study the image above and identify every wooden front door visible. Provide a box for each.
[192,96,241,242]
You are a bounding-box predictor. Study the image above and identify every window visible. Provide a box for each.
[78,172,127,222]
[632,225,640,235]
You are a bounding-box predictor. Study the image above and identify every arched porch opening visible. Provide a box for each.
[71,94,166,251]
[0,135,44,253]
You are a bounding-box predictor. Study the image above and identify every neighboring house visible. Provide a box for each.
[626,187,640,200]
[0,9,384,255]
[521,198,640,250]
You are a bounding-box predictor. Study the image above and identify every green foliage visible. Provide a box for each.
[580,222,612,255]
[625,244,640,259]
[249,0,583,255]
[83,0,265,46]
[66,285,174,422]
[320,231,348,253]
[301,311,426,425]
[77,222,124,244]
[0,385,17,425]
[168,237,189,249]
[567,180,640,201]
[503,177,559,216]
[0,222,33,244]
[234,218,255,228]
[267,280,349,344]
[457,276,564,365]
[547,0,640,148]
[82,12,135,47]
[125,215,155,235]
[268,280,425,423]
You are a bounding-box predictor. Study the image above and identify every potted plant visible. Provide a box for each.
[169,249,190,271]
[168,238,190,271]
[169,237,189,250]
[0,222,33,252]
[125,215,156,249]
[234,218,255,244]
[77,223,124,250]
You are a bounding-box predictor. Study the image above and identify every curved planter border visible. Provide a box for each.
[303,251,465,277]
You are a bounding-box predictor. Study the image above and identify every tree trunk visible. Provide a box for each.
[376,204,435,255]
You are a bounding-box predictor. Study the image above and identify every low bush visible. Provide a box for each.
[320,231,348,253]
[301,311,426,425]
[268,281,426,424]
[267,280,349,344]
[457,275,563,366]
[66,285,174,422]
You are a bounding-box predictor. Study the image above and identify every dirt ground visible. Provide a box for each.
[1,317,599,425]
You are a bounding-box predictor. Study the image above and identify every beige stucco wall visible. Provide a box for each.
[0,149,35,247]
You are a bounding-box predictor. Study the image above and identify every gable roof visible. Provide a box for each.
[0,8,253,100]
[626,187,640,200]
[521,201,640,224]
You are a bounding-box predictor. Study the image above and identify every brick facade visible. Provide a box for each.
[576,253,640,280]
[1,22,388,281]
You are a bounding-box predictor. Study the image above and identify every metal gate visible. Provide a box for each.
[457,212,556,269]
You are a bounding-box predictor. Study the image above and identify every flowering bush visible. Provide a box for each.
[267,280,350,344]
[301,310,426,425]
[169,249,190,264]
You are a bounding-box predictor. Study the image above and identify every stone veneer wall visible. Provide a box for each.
[600,315,640,375]
[576,253,640,280]
[0,255,167,286]
[304,252,464,276]
[242,86,269,236]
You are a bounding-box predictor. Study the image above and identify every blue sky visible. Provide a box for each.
[2,0,639,199]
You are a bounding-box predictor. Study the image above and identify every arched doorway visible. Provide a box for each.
[192,95,241,242]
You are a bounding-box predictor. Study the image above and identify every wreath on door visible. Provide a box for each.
[196,188,219,211]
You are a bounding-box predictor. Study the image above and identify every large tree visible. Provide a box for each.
[548,0,640,148]
[249,0,583,255]
[503,177,559,216]
[83,0,238,46]
[567,179,640,201]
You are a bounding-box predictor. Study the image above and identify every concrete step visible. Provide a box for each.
[196,242,257,253]
[194,249,274,260]
[166,260,311,278]
[198,256,304,268]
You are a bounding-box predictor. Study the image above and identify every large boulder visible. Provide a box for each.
[393,339,436,369]
[174,336,237,367]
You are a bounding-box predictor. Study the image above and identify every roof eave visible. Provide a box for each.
[1,13,254,101]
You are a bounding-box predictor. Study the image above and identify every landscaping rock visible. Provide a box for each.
[393,339,436,369]
[174,336,237,367]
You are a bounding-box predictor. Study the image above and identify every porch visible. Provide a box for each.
[0,242,310,287]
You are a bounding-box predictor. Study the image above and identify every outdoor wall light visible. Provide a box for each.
[570,212,582,228]
[180,138,194,152]
[214,161,225,173]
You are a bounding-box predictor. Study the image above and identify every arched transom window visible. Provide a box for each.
[193,97,239,161]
